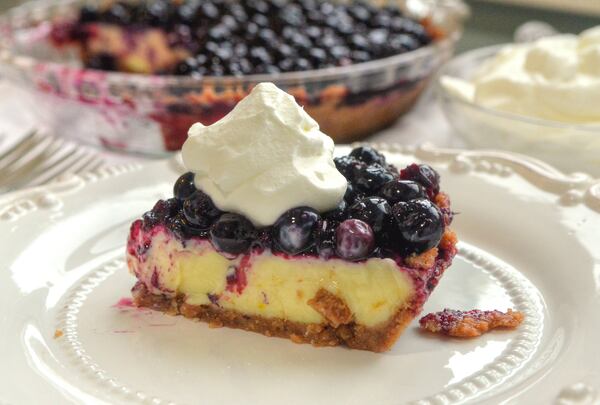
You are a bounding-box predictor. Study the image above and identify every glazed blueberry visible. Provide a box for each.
[167,213,208,239]
[182,191,221,230]
[87,53,117,71]
[380,180,426,204]
[343,182,362,205]
[334,155,362,180]
[349,146,387,165]
[210,213,256,255]
[174,58,198,76]
[353,164,395,194]
[349,196,391,233]
[399,164,440,199]
[323,199,347,222]
[79,5,99,23]
[273,207,320,255]
[104,2,132,25]
[335,219,375,261]
[173,172,197,200]
[391,198,444,254]
[152,198,181,219]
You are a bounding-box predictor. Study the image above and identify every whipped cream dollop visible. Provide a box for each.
[181,83,347,227]
[442,26,600,124]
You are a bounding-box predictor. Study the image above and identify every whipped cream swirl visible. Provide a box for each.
[443,26,600,124]
[181,83,347,227]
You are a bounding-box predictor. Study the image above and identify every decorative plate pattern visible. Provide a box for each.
[0,144,598,404]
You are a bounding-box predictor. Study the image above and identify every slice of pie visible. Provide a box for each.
[126,83,457,352]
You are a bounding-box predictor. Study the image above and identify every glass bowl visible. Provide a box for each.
[437,45,600,177]
[0,0,466,156]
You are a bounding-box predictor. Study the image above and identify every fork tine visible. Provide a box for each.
[22,147,89,188]
[0,137,62,188]
[0,130,37,167]
[0,132,47,172]
[73,154,105,174]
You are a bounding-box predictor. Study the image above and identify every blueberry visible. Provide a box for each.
[182,191,221,230]
[349,196,391,233]
[273,207,320,255]
[353,164,395,194]
[349,146,386,165]
[87,53,117,71]
[334,155,362,180]
[388,34,420,54]
[152,198,181,219]
[167,213,208,239]
[351,50,371,63]
[79,5,99,23]
[391,198,444,254]
[142,199,181,231]
[173,172,196,200]
[199,2,220,20]
[210,213,256,255]
[380,180,426,204]
[174,58,198,76]
[308,48,328,66]
[104,2,132,25]
[249,46,272,65]
[399,164,440,199]
[323,199,347,222]
[335,219,375,261]
[343,182,363,205]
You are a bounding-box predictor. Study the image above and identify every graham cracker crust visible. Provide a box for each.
[132,282,416,352]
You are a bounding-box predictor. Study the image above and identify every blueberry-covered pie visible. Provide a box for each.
[126,83,457,352]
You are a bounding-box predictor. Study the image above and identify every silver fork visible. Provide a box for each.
[0,131,105,193]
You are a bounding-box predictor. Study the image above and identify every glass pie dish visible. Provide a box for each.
[437,45,600,177]
[0,0,466,156]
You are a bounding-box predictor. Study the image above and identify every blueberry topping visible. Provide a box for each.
[352,164,395,194]
[400,164,440,199]
[334,155,362,180]
[335,219,375,261]
[152,198,181,219]
[210,213,256,255]
[323,199,347,221]
[182,191,221,230]
[273,207,320,254]
[76,0,432,76]
[348,196,391,233]
[173,172,197,200]
[391,198,444,254]
[380,180,426,204]
[349,146,387,166]
[343,182,362,205]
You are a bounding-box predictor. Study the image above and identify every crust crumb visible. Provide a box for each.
[420,309,524,338]
[307,288,354,328]
[434,192,451,210]
[405,248,438,269]
[54,329,64,339]
[439,229,458,251]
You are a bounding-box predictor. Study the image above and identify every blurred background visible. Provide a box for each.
[0,0,599,190]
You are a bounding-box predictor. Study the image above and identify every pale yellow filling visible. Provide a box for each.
[129,232,414,327]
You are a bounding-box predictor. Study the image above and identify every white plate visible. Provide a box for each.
[1,144,599,405]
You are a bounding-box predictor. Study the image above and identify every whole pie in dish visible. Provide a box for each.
[48,0,446,148]
[126,83,457,352]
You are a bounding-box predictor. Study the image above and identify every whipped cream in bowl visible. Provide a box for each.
[438,27,600,176]
[181,82,347,227]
